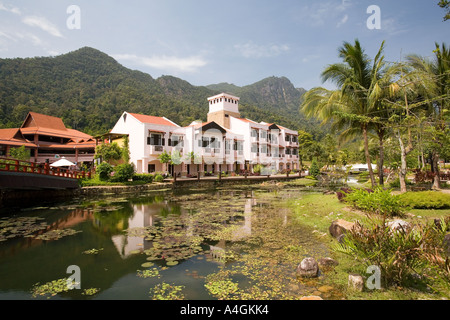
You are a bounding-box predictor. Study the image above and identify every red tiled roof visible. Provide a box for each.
[22,112,67,131]
[0,112,95,152]
[128,113,178,127]
[0,128,35,147]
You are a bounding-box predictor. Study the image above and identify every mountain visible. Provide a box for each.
[0,47,322,137]
[206,77,322,137]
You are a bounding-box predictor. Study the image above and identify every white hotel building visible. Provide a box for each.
[109,93,299,176]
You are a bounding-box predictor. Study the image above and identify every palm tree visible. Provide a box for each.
[406,42,450,189]
[301,39,388,187]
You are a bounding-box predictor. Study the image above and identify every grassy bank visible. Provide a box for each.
[285,190,450,300]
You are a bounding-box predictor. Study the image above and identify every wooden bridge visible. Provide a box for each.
[0,157,91,190]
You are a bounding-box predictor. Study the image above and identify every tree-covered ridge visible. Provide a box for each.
[0,47,318,136]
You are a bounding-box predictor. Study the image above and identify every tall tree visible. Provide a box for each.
[406,42,450,189]
[301,39,388,188]
[438,0,450,21]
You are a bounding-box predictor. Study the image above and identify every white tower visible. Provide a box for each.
[207,93,241,129]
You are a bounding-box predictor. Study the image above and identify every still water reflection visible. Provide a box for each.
[0,187,331,300]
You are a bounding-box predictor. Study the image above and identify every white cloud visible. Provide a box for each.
[112,54,208,72]
[380,17,408,36]
[0,30,42,46]
[297,0,352,27]
[22,15,63,38]
[0,2,21,15]
[337,14,348,28]
[234,42,290,59]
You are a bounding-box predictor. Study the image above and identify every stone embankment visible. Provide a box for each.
[1,175,304,208]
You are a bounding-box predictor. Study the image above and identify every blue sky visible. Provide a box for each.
[0,1,448,90]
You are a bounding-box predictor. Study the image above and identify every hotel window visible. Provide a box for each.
[251,129,258,138]
[260,131,267,140]
[170,135,183,147]
[292,136,297,143]
[251,144,258,153]
[225,140,231,154]
[147,133,163,146]
[285,135,290,142]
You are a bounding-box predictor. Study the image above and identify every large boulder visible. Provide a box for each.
[297,257,319,278]
[329,219,355,239]
[387,219,411,233]
[348,273,364,292]
[318,257,339,269]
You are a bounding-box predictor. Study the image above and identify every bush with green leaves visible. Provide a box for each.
[154,174,164,182]
[133,173,154,183]
[333,216,450,294]
[110,163,135,182]
[343,186,404,217]
[96,162,113,181]
[388,177,413,189]
[398,191,450,209]
[309,158,320,178]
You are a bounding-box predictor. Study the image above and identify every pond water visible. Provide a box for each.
[0,184,341,300]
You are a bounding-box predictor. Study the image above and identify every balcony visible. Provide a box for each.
[201,148,222,157]
[250,152,259,161]
[150,145,164,154]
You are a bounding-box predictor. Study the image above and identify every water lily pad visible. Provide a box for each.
[130,250,141,255]
[141,262,154,268]
[166,260,178,266]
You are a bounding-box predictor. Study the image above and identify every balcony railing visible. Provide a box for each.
[0,157,91,179]
[149,145,164,154]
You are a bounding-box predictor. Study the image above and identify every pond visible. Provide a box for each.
[0,184,341,300]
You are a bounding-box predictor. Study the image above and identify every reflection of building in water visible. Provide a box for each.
[209,197,257,263]
[231,198,255,241]
[111,203,167,258]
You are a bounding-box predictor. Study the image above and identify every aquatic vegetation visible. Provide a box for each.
[82,248,104,255]
[204,274,239,300]
[137,268,161,278]
[31,278,77,299]
[141,262,154,268]
[34,228,81,241]
[149,282,185,300]
[0,216,47,241]
[82,288,100,296]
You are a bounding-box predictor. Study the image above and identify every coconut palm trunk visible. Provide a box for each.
[362,124,376,187]
[377,127,385,186]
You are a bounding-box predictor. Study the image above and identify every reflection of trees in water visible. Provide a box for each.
[92,202,134,235]
[91,195,181,235]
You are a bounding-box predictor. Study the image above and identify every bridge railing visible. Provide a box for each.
[0,157,91,179]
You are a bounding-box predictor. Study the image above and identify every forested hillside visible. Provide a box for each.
[0,47,321,136]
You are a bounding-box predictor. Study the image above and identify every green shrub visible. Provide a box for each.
[309,158,320,178]
[398,191,450,209]
[110,163,135,182]
[388,178,413,189]
[333,216,450,292]
[96,162,113,181]
[133,173,154,183]
[253,164,264,174]
[154,174,164,182]
[343,186,404,217]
